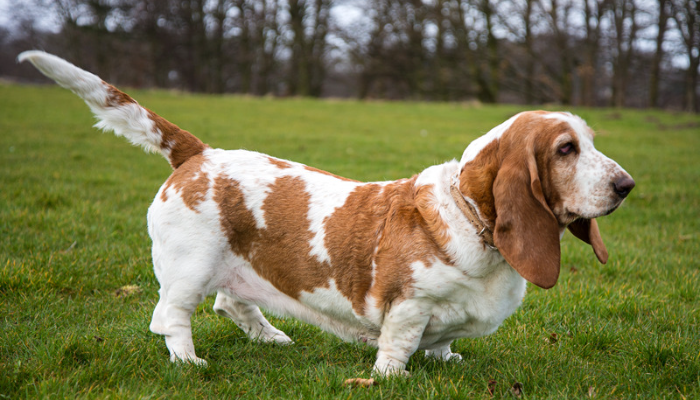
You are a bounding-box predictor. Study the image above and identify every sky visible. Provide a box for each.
[0,0,62,34]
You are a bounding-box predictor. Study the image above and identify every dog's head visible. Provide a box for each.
[458,111,634,289]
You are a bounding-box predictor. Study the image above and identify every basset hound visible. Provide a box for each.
[20,51,634,377]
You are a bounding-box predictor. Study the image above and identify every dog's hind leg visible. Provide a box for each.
[150,278,209,366]
[425,342,463,362]
[148,240,213,365]
[213,292,293,344]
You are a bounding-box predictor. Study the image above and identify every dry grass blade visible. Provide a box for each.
[343,378,377,388]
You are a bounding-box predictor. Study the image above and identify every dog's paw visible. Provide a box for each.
[372,364,411,378]
[255,330,294,345]
[425,348,463,362]
[171,354,208,367]
[268,334,294,345]
[443,352,463,362]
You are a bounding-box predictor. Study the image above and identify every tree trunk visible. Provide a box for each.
[476,0,499,103]
[524,0,536,104]
[309,0,331,97]
[581,0,607,107]
[256,0,280,96]
[610,0,638,108]
[672,0,700,112]
[649,0,669,108]
[288,0,309,96]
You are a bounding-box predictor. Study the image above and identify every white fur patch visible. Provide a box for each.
[458,113,520,170]
[298,279,357,322]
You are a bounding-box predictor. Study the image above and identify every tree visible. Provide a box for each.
[541,0,576,105]
[581,0,609,107]
[473,0,500,103]
[671,0,700,112]
[649,0,671,107]
[493,0,540,103]
[287,0,332,96]
[210,0,233,93]
[608,0,641,108]
[255,0,281,95]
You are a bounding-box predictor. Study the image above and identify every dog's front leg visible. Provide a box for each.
[372,299,430,377]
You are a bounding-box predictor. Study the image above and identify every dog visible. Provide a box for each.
[20,51,634,376]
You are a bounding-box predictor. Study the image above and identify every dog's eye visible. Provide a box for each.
[558,143,574,155]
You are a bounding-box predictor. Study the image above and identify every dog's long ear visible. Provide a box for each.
[493,150,561,289]
[567,219,608,264]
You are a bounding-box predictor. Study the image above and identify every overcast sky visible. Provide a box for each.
[0,0,61,33]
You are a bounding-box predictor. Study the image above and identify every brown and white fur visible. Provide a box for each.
[20,51,634,376]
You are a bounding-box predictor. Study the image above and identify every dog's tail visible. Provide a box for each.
[18,50,207,169]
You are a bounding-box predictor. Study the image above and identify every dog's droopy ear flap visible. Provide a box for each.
[493,153,561,289]
[567,218,608,264]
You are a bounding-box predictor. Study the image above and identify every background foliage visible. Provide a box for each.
[1,0,699,111]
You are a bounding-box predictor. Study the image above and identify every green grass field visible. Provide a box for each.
[1,83,699,399]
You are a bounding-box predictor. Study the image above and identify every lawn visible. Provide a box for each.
[1,83,698,399]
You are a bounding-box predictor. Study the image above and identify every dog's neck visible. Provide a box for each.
[450,172,497,250]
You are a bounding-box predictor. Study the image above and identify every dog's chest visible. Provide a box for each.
[416,259,527,347]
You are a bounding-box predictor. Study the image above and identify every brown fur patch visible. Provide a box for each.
[324,178,451,314]
[214,175,331,299]
[323,183,384,313]
[160,154,209,211]
[458,140,499,226]
[148,110,208,169]
[267,157,292,169]
[214,176,260,258]
[370,179,452,305]
[103,82,207,169]
[105,83,136,106]
[414,185,452,250]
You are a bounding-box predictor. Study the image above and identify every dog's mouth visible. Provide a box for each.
[560,212,579,225]
[601,196,628,217]
[602,203,621,216]
[564,200,624,222]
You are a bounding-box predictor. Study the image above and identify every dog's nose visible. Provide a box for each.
[613,176,635,198]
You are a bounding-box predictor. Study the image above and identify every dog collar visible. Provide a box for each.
[449,184,497,250]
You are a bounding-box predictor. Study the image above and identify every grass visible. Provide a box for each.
[1,83,699,399]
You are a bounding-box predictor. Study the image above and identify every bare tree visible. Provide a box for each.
[474,0,500,103]
[497,0,545,104]
[539,0,577,105]
[234,0,257,93]
[255,0,281,95]
[649,0,671,107]
[581,0,609,107]
[608,0,641,108]
[671,0,700,112]
[522,0,537,103]
[209,0,232,93]
[287,0,332,96]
